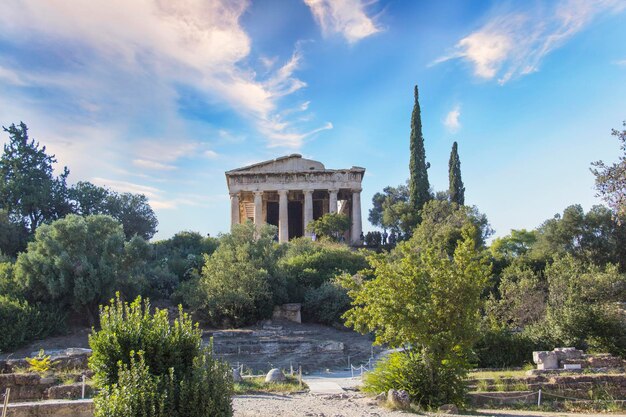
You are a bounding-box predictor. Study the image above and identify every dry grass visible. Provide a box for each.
[233,375,307,394]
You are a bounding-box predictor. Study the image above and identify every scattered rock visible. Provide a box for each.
[265,368,286,383]
[438,404,459,414]
[233,367,243,382]
[374,392,386,403]
[387,389,410,409]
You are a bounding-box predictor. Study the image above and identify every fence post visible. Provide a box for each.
[347,355,351,370]
[2,388,10,417]
[537,389,542,406]
[290,362,294,376]
[298,366,302,389]
[81,374,86,399]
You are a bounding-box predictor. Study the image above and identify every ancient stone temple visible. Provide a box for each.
[225,154,365,244]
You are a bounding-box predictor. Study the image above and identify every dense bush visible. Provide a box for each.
[363,350,468,407]
[90,295,232,417]
[15,215,150,324]
[302,278,351,325]
[0,295,65,352]
[279,238,368,301]
[473,328,545,368]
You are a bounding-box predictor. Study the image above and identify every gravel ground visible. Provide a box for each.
[233,392,411,417]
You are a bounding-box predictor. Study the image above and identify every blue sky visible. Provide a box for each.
[1,0,625,240]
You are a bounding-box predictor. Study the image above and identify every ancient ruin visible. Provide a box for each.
[225,154,365,244]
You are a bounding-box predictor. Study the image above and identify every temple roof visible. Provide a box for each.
[226,154,328,174]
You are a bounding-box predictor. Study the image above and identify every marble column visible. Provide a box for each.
[230,193,240,227]
[350,188,362,244]
[278,190,289,243]
[328,189,338,214]
[253,191,264,230]
[303,189,314,238]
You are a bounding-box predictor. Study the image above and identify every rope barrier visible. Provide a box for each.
[472,392,537,400]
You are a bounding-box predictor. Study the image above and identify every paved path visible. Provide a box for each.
[303,369,364,394]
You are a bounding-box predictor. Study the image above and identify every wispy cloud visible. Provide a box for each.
[133,159,177,171]
[304,0,382,43]
[0,0,330,148]
[434,0,626,84]
[444,105,461,133]
[615,59,626,67]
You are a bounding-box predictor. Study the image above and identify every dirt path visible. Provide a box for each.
[233,392,410,417]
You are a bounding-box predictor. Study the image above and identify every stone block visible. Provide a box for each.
[387,389,410,409]
[554,347,583,361]
[48,383,93,400]
[272,303,301,323]
[265,368,286,383]
[533,351,559,370]
[232,368,243,383]
[438,404,459,414]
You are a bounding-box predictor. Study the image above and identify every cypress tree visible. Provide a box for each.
[448,141,465,205]
[408,85,431,217]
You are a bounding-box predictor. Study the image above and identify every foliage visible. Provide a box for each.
[15,215,149,324]
[490,229,538,259]
[302,278,351,325]
[369,184,414,237]
[26,349,53,374]
[408,85,432,222]
[485,264,546,329]
[591,121,626,219]
[305,213,350,241]
[0,209,29,257]
[89,294,201,387]
[152,231,218,283]
[91,296,232,417]
[473,327,545,368]
[233,375,303,394]
[533,204,626,271]
[0,295,66,352]
[342,228,490,406]
[182,222,281,327]
[363,350,468,408]
[71,181,159,240]
[412,199,492,255]
[448,141,465,206]
[0,122,72,235]
[278,238,368,302]
[540,256,626,356]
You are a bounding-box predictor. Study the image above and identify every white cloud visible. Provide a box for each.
[92,177,162,200]
[204,150,219,159]
[434,0,626,84]
[304,0,382,43]
[133,159,177,171]
[444,105,461,133]
[615,59,626,67]
[0,0,330,148]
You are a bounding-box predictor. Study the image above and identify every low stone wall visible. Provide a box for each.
[1,349,91,374]
[0,374,56,402]
[0,399,93,417]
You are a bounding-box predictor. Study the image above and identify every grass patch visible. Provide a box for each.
[233,375,307,394]
[468,369,528,379]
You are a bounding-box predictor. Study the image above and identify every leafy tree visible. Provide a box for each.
[368,184,416,237]
[342,228,491,406]
[181,222,282,327]
[533,204,626,270]
[408,85,431,221]
[448,141,465,205]
[305,213,350,241]
[0,209,29,257]
[490,229,538,259]
[15,214,148,324]
[71,181,158,240]
[591,121,626,219]
[0,122,72,235]
[412,199,492,256]
[540,256,626,356]
[302,277,351,325]
[278,238,368,301]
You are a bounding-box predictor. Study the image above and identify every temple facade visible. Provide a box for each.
[225,154,365,244]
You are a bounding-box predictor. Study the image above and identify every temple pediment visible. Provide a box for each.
[227,154,325,174]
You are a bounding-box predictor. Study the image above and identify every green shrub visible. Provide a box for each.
[473,328,545,368]
[279,238,368,301]
[0,295,65,352]
[302,279,351,325]
[363,350,468,408]
[90,296,233,417]
[89,294,201,387]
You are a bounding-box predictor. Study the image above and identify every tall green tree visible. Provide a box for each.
[591,121,626,219]
[448,141,465,205]
[408,85,431,220]
[0,122,72,235]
